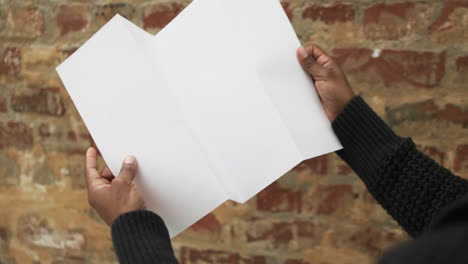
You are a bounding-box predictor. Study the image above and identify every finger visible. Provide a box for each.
[299,44,334,67]
[85,147,101,187]
[100,166,115,182]
[297,45,334,77]
[118,155,138,183]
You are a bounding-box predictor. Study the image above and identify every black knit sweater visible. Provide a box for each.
[111,96,468,264]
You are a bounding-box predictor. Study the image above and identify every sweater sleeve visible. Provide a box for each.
[111,210,179,264]
[332,96,468,237]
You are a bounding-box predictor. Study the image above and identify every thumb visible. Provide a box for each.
[297,45,332,79]
[118,155,138,183]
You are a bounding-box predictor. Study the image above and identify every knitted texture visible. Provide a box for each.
[333,96,468,237]
[111,210,179,264]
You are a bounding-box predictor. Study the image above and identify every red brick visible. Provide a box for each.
[2,7,45,38]
[297,154,328,175]
[247,221,293,248]
[37,123,92,154]
[295,220,322,239]
[302,4,355,24]
[0,226,8,243]
[11,87,66,116]
[245,219,324,248]
[338,164,353,175]
[0,121,33,149]
[143,3,185,30]
[430,1,468,32]
[333,48,446,88]
[189,213,221,233]
[0,47,21,76]
[281,2,293,21]
[348,227,381,257]
[386,100,468,126]
[57,5,89,35]
[316,184,353,215]
[364,3,415,25]
[345,227,405,257]
[362,3,430,40]
[0,97,6,112]
[456,55,468,71]
[421,146,446,166]
[180,247,265,264]
[94,3,135,26]
[257,182,301,213]
[454,145,468,173]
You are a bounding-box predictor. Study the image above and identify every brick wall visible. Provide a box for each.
[0,0,467,263]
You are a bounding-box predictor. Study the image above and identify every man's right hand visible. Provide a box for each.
[85,147,146,226]
[297,45,355,122]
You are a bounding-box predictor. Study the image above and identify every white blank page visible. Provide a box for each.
[152,0,342,202]
[57,15,227,237]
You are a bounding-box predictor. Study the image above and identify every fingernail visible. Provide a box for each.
[124,155,136,164]
[298,46,309,59]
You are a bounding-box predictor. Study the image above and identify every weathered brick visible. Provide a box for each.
[281,2,293,21]
[333,48,446,88]
[11,87,66,116]
[0,226,9,244]
[0,47,21,76]
[316,184,354,215]
[245,219,324,249]
[386,100,468,126]
[363,3,432,40]
[179,247,265,264]
[295,220,323,240]
[257,181,301,213]
[17,214,86,250]
[302,4,355,24]
[455,145,468,173]
[1,7,45,38]
[33,162,55,185]
[456,55,468,71]
[0,121,33,149]
[246,220,293,248]
[0,0,464,262]
[0,152,19,186]
[67,159,87,190]
[143,3,185,30]
[57,5,89,35]
[421,146,446,166]
[94,3,135,26]
[37,123,92,154]
[430,1,468,32]
[0,97,6,112]
[189,213,221,234]
[296,154,328,175]
[429,1,468,44]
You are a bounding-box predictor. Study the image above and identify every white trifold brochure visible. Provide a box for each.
[57,0,342,237]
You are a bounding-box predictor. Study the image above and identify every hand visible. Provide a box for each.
[297,44,355,121]
[85,147,145,225]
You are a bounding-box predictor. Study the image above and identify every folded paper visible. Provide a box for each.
[57,0,342,237]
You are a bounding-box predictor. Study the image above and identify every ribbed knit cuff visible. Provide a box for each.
[111,210,179,264]
[332,96,405,180]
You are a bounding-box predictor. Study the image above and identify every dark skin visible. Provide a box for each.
[85,44,355,225]
[85,147,145,225]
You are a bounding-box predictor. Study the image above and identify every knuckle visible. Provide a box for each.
[304,57,316,68]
